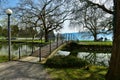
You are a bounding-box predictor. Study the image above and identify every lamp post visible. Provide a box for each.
[39,36,42,62]
[6,9,13,61]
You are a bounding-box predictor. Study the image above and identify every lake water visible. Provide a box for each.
[56,50,111,66]
[77,52,111,66]
[0,42,39,59]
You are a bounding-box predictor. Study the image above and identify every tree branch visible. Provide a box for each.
[87,0,113,14]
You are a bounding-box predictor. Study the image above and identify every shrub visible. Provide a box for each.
[45,55,89,68]
[70,50,79,57]
[61,42,79,51]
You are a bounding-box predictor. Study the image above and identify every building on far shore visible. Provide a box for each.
[61,32,113,41]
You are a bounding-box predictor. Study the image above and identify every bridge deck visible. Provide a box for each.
[32,41,63,57]
[20,40,64,62]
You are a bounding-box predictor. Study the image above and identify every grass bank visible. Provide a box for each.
[46,65,107,80]
[0,39,46,44]
[79,41,112,46]
[61,41,112,53]
[0,56,8,63]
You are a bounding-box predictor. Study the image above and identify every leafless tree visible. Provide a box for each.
[14,0,70,42]
[69,0,113,41]
[83,6,112,41]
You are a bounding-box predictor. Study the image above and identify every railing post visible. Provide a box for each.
[39,37,42,62]
[31,42,34,54]
[56,34,58,48]
[39,43,41,62]
[49,39,51,54]
[19,43,21,59]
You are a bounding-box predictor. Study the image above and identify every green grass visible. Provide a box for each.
[0,39,46,44]
[0,56,8,63]
[79,41,112,46]
[46,65,107,80]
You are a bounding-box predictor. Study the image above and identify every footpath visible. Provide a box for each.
[0,61,50,80]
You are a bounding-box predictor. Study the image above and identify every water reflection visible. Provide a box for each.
[77,52,111,66]
[0,42,39,59]
[56,50,111,66]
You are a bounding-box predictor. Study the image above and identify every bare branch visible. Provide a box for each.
[87,0,113,14]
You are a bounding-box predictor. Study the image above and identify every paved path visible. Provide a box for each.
[0,61,50,80]
[19,56,40,62]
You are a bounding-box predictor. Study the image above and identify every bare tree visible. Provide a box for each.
[83,6,112,41]
[69,0,113,41]
[14,0,70,42]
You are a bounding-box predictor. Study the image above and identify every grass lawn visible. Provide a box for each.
[46,65,107,80]
[79,41,112,46]
[0,39,47,43]
[0,56,8,63]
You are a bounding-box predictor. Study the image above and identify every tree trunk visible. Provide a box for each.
[44,31,49,42]
[93,34,97,41]
[106,0,120,80]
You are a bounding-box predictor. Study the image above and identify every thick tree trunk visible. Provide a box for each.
[106,0,120,80]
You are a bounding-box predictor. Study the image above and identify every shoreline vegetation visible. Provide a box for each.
[0,39,112,46]
[0,39,45,43]
[62,41,112,53]
[79,41,112,46]
[46,65,107,80]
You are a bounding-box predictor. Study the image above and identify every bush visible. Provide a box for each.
[61,42,79,51]
[61,42,80,57]
[45,55,89,68]
[70,50,79,57]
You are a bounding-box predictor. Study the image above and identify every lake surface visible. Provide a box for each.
[0,42,39,59]
[77,52,111,66]
[57,50,111,66]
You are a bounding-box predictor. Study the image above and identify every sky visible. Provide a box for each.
[2,0,79,34]
[60,21,79,33]
[6,0,19,7]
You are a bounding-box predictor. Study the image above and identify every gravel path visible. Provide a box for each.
[0,61,50,80]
